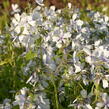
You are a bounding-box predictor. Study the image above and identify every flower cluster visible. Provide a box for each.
[1,2,109,109]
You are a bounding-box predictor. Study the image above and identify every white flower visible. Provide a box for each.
[85,104,93,109]
[43,6,56,20]
[26,72,38,86]
[3,99,11,104]
[43,53,56,70]
[72,40,81,49]
[39,95,46,104]
[93,45,109,60]
[13,95,26,109]
[74,63,83,73]
[93,12,101,20]
[35,0,44,6]
[75,34,82,40]
[104,15,109,22]
[81,27,86,33]
[94,40,102,47]
[102,7,108,12]
[18,35,29,46]
[80,89,87,98]
[12,13,21,26]
[73,51,79,63]
[68,3,72,9]
[68,66,75,75]
[11,4,20,14]
[50,6,56,11]
[102,79,108,88]
[14,26,21,34]
[72,13,78,21]
[20,87,28,96]
[82,75,89,85]
[96,93,109,109]
[26,16,36,26]
[83,47,91,56]
[76,20,84,26]
[85,56,92,64]
[52,31,71,48]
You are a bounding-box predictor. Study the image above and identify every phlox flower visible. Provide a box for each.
[96,93,109,109]
[52,31,71,48]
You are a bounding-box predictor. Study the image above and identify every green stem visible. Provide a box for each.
[51,74,59,109]
[50,46,69,109]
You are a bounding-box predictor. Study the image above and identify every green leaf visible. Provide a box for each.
[0,59,12,66]
[25,51,37,60]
